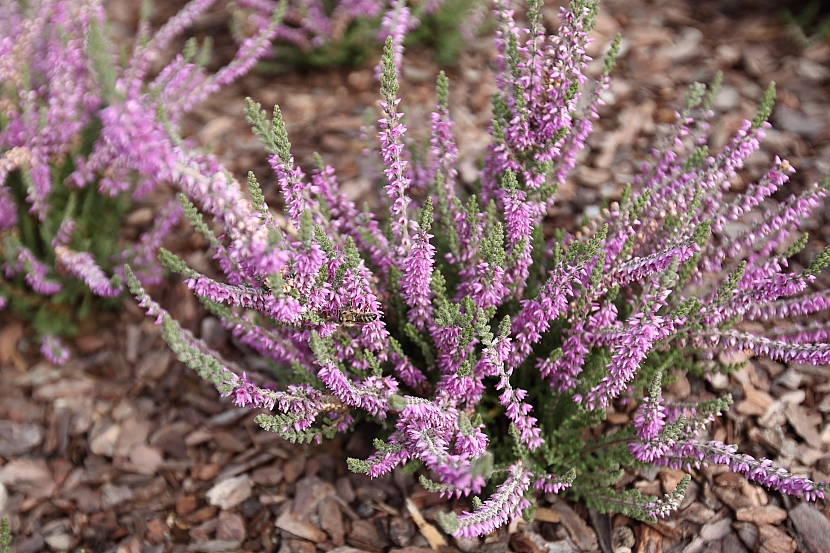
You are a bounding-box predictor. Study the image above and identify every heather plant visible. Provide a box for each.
[0,0,283,363]
[234,0,483,69]
[128,0,830,537]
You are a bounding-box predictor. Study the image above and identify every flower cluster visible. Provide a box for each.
[129,0,830,538]
[0,0,282,359]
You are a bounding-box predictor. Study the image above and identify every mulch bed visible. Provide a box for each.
[4,0,830,552]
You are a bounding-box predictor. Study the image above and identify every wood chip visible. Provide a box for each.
[788,503,830,553]
[735,385,773,417]
[205,475,252,510]
[758,524,796,553]
[215,510,246,542]
[216,451,274,481]
[785,402,823,449]
[405,497,447,551]
[551,501,598,551]
[734,506,787,525]
[700,517,732,542]
[275,507,327,543]
[532,507,561,523]
[319,496,345,546]
[637,525,663,553]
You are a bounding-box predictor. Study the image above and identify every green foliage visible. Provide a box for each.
[751,82,776,130]
[406,0,488,66]
[0,518,9,553]
[252,0,487,72]
[782,1,830,47]
[602,34,622,77]
[0,127,130,340]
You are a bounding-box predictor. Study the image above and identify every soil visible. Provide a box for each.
[3,0,830,552]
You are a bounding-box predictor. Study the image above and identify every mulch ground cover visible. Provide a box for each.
[4,0,830,552]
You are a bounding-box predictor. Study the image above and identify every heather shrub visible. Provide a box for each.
[128,0,830,537]
[233,0,484,69]
[0,0,282,363]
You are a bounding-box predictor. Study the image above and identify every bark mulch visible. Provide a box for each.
[4,0,830,552]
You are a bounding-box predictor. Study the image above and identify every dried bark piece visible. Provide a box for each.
[612,526,635,551]
[758,524,796,553]
[284,456,306,484]
[533,507,561,523]
[720,532,749,553]
[509,532,546,553]
[337,476,357,502]
[734,505,787,525]
[217,510,246,541]
[126,444,163,475]
[32,378,94,401]
[347,519,391,552]
[406,497,447,550]
[294,476,337,519]
[217,451,274,481]
[284,540,317,553]
[276,506,327,543]
[788,503,830,553]
[0,459,56,499]
[637,525,662,553]
[681,503,716,525]
[65,485,101,513]
[320,497,346,546]
[251,465,284,486]
[213,430,248,453]
[658,470,686,495]
[700,518,732,542]
[136,349,171,381]
[101,482,133,508]
[176,494,198,516]
[735,384,773,417]
[88,419,121,457]
[150,421,191,459]
[550,502,598,551]
[0,421,43,455]
[389,516,414,547]
[785,403,823,449]
[713,487,753,511]
[206,475,252,510]
[114,416,151,457]
[188,540,243,553]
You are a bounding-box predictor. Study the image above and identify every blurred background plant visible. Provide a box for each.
[783,0,830,47]
[0,0,282,364]
[230,0,488,71]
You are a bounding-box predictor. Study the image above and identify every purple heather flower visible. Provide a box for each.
[584,314,675,411]
[379,97,412,258]
[13,248,62,296]
[41,335,70,366]
[378,0,414,80]
[452,461,532,539]
[400,222,436,331]
[126,199,183,286]
[55,246,123,297]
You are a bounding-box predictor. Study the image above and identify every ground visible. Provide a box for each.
[3,0,830,552]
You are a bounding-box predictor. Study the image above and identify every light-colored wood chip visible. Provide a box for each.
[405,497,447,551]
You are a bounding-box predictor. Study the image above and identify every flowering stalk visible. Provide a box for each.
[0,0,282,360]
[131,0,830,537]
